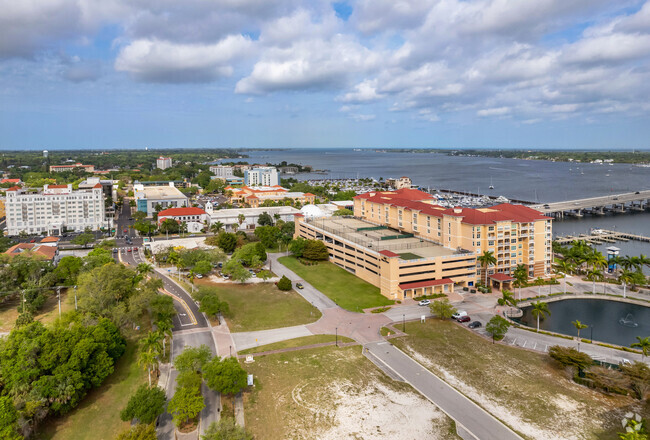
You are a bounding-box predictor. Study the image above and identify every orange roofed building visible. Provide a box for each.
[354,188,552,279]
[226,185,315,208]
[5,243,57,262]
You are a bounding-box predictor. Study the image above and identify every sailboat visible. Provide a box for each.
[489,178,494,190]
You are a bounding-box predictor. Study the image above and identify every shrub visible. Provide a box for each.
[303,240,329,260]
[120,384,167,424]
[277,275,292,291]
[548,345,593,372]
[371,307,391,313]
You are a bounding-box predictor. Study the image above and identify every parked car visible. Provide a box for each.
[418,299,431,306]
[457,315,471,323]
[451,311,467,320]
[195,274,203,279]
[30,238,36,243]
[468,321,482,329]
[112,248,118,254]
[132,246,138,251]
[296,283,304,289]
[127,247,132,252]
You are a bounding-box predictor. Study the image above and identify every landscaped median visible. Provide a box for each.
[237,334,355,355]
[277,256,394,312]
[389,319,648,439]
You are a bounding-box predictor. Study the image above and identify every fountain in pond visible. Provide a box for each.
[618,313,639,328]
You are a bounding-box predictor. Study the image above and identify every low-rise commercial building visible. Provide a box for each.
[50,163,95,173]
[294,216,477,300]
[226,185,315,208]
[206,204,299,231]
[5,184,107,236]
[134,183,188,217]
[5,243,58,262]
[354,189,552,279]
[157,207,210,233]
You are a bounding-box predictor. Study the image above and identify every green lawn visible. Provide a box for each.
[195,280,321,332]
[36,337,147,440]
[391,319,647,440]
[398,252,422,260]
[238,334,355,355]
[277,256,393,312]
[0,290,75,332]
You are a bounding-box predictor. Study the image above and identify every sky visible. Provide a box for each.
[1,0,650,150]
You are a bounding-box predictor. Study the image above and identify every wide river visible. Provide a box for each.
[229,148,650,257]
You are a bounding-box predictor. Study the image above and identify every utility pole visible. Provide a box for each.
[335,327,338,347]
[57,287,61,317]
[74,285,78,310]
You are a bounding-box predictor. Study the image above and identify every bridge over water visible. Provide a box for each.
[530,190,650,218]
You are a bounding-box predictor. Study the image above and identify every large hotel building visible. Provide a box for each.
[294,188,552,300]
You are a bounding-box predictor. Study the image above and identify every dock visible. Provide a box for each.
[554,229,650,245]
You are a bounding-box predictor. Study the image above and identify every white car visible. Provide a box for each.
[451,311,467,320]
[418,299,431,306]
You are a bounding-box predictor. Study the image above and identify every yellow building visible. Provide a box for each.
[294,215,477,300]
[354,189,552,280]
[227,185,316,208]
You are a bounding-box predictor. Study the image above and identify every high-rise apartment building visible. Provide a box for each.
[244,167,278,187]
[209,165,234,179]
[5,184,107,236]
[156,156,172,170]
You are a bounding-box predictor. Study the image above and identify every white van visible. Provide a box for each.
[451,311,467,320]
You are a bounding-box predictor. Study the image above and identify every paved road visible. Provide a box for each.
[268,253,337,310]
[232,325,313,351]
[366,341,522,440]
[530,189,650,214]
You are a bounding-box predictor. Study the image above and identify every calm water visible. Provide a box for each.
[231,148,650,256]
[519,299,650,347]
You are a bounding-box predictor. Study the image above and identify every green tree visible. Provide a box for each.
[138,347,157,387]
[174,345,212,374]
[332,208,353,216]
[0,396,21,440]
[222,259,251,283]
[277,275,292,291]
[485,316,511,343]
[531,301,551,332]
[257,211,273,226]
[288,237,307,257]
[137,263,154,276]
[572,320,588,352]
[195,289,229,319]
[210,221,224,235]
[193,260,212,276]
[254,225,279,248]
[586,268,603,294]
[548,345,593,374]
[497,289,517,307]
[303,240,329,260]
[54,255,83,284]
[72,232,96,246]
[257,270,272,281]
[216,232,238,253]
[159,218,180,234]
[82,247,115,271]
[115,423,157,440]
[204,357,248,396]
[202,417,253,440]
[477,251,497,285]
[120,384,167,424]
[168,386,205,428]
[619,270,635,298]
[631,336,650,360]
[429,299,457,320]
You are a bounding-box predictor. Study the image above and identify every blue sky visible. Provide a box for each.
[1,0,650,150]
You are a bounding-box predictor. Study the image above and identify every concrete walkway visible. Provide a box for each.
[366,341,522,440]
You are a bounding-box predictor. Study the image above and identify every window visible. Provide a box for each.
[488,226,495,231]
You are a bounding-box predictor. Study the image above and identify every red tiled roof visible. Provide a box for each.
[355,188,432,202]
[399,278,454,290]
[40,236,60,243]
[303,193,315,196]
[158,207,207,217]
[93,183,103,188]
[379,250,399,257]
[1,178,21,183]
[293,213,304,217]
[6,186,20,191]
[488,273,515,281]
[47,184,69,189]
[5,243,56,260]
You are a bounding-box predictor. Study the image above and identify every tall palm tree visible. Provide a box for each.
[554,259,575,293]
[237,213,245,226]
[141,331,163,358]
[639,253,650,268]
[513,264,528,299]
[138,349,157,387]
[631,336,650,360]
[588,251,607,272]
[210,221,224,235]
[156,320,173,357]
[231,223,239,233]
[618,269,634,299]
[572,320,588,352]
[586,268,603,294]
[477,251,497,286]
[531,301,551,332]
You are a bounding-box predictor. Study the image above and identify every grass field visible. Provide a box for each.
[0,290,75,332]
[195,280,321,332]
[391,319,648,440]
[36,336,147,440]
[243,345,459,439]
[278,256,393,312]
[238,334,355,355]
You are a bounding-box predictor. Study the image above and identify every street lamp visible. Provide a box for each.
[335,327,338,347]
[403,314,405,332]
[74,285,78,310]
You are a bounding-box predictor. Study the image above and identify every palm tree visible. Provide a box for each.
[554,260,575,293]
[618,269,634,299]
[237,213,245,226]
[188,270,195,292]
[513,264,528,299]
[141,331,163,358]
[210,221,224,235]
[156,320,173,357]
[477,251,497,286]
[138,349,157,387]
[531,301,551,332]
[631,336,650,360]
[588,251,607,272]
[137,263,153,275]
[231,223,239,233]
[180,221,188,237]
[533,277,545,296]
[586,268,603,294]
[572,320,588,352]
[497,289,517,307]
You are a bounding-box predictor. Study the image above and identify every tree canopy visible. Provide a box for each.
[204,357,248,396]
[120,385,167,424]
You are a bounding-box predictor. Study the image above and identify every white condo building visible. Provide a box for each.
[156,156,172,170]
[244,167,278,187]
[5,184,108,236]
[209,165,234,179]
